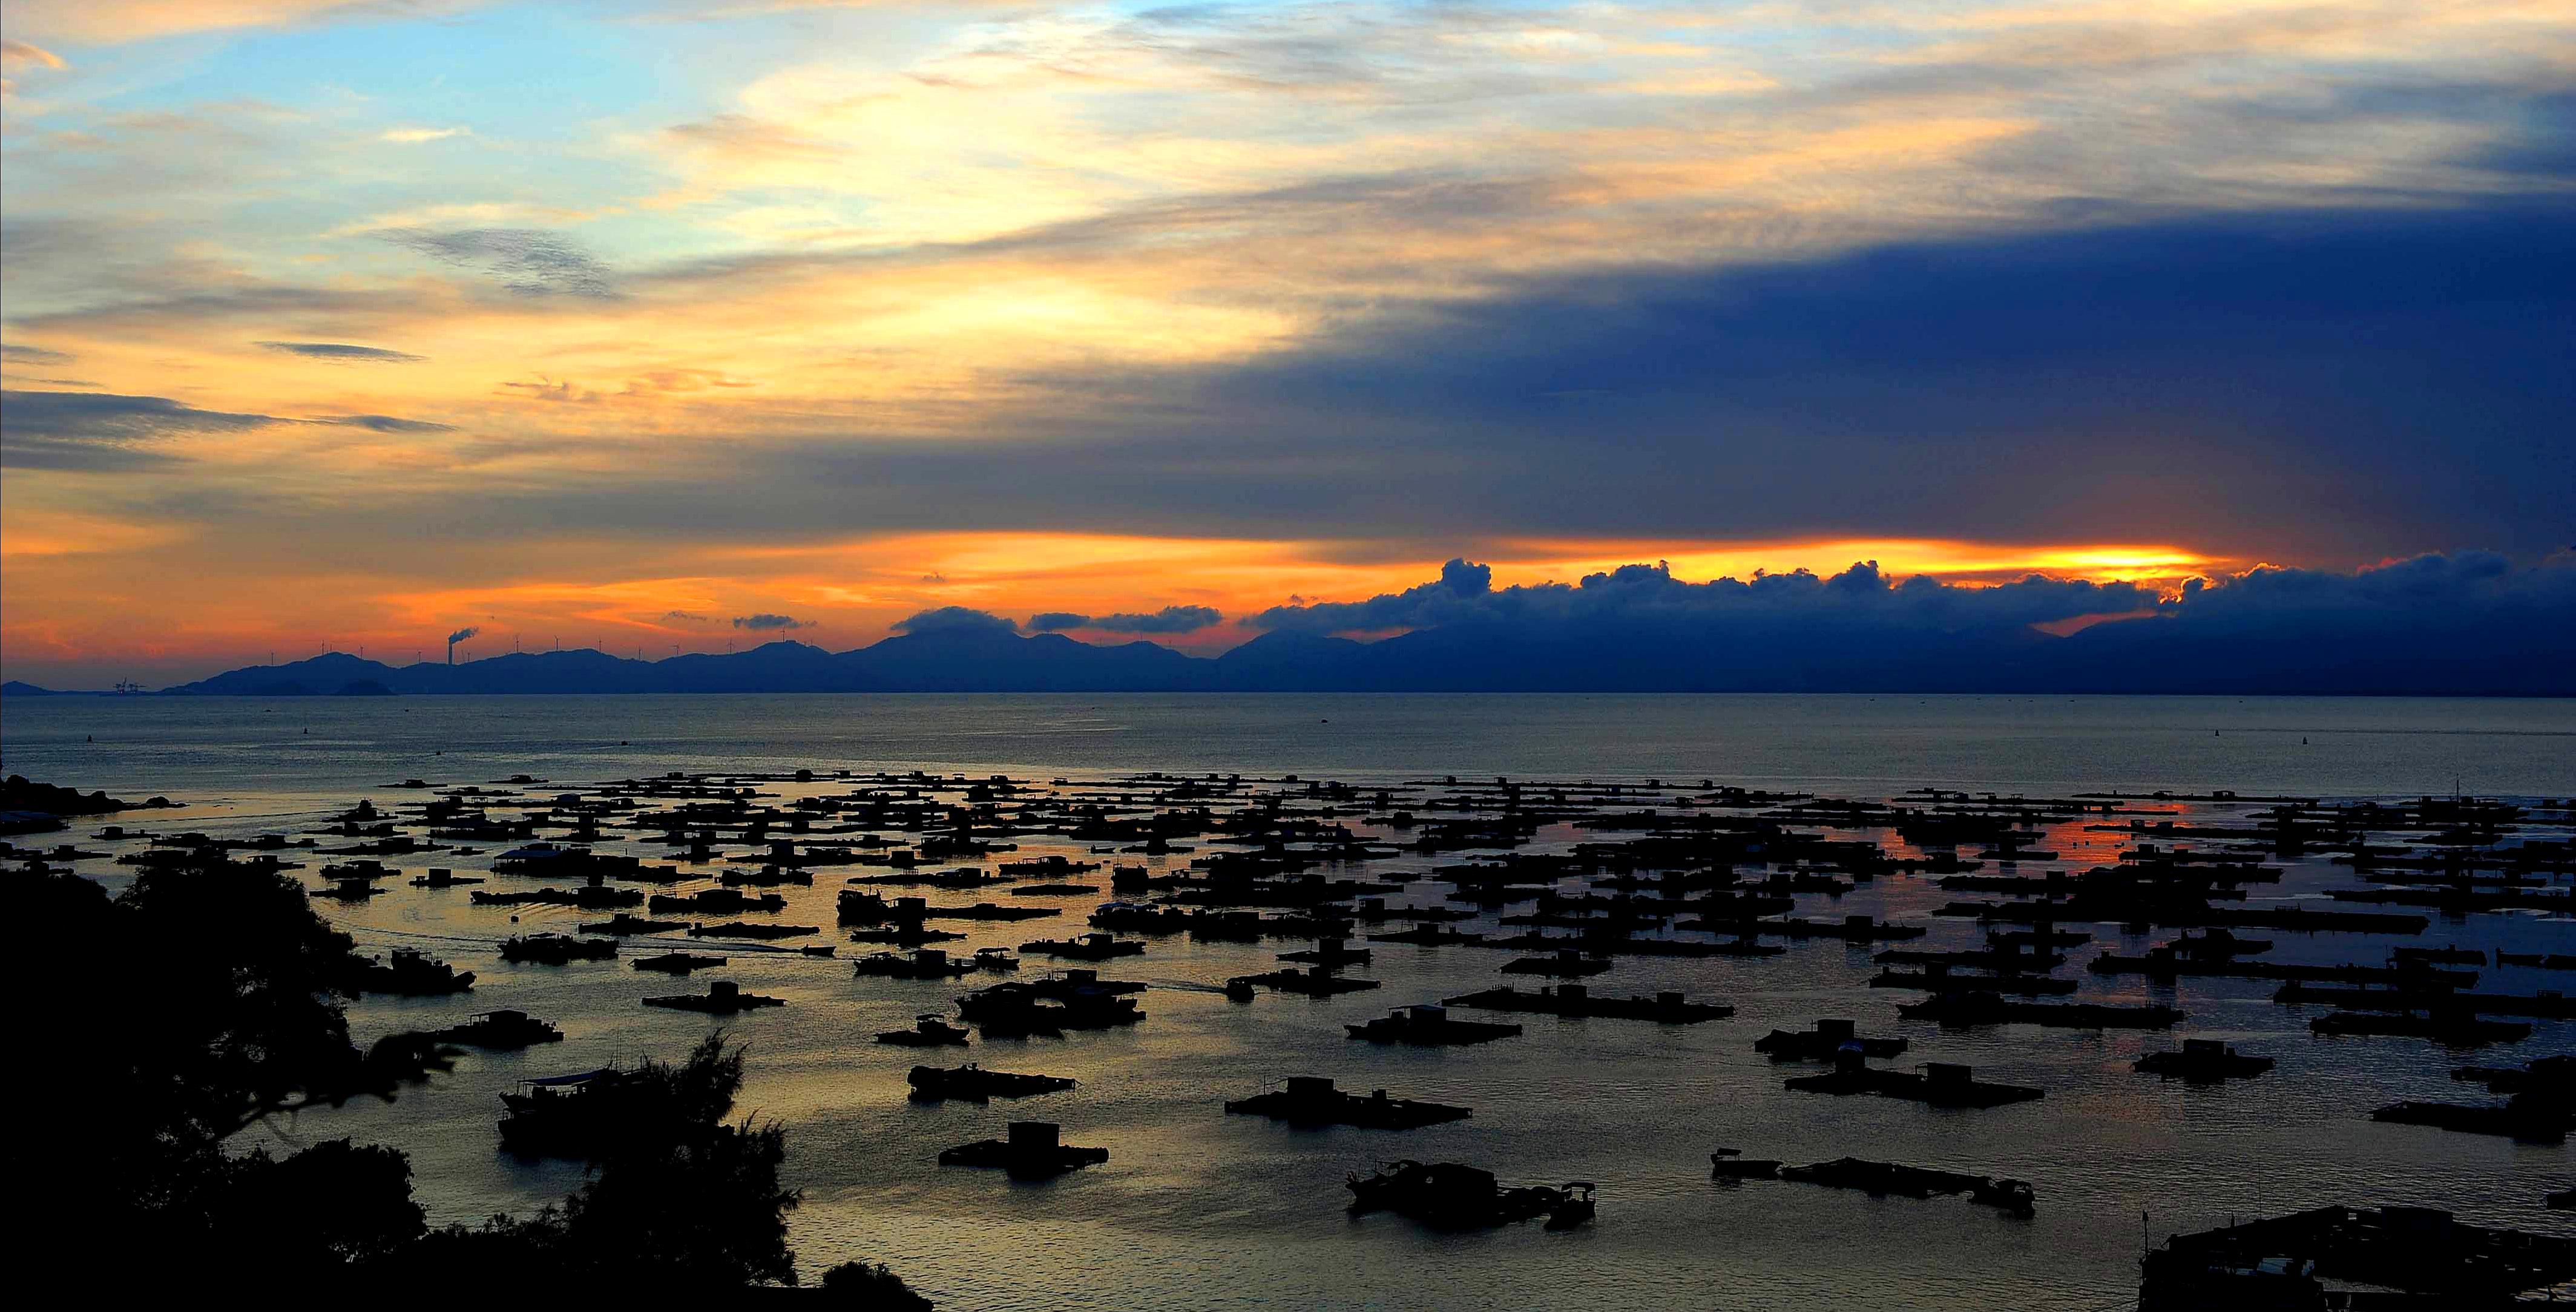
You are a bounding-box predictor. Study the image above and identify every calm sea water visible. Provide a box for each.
[7,693,2572,1308]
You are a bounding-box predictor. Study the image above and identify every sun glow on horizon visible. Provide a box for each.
[0,528,2238,683]
[1504,538,2223,589]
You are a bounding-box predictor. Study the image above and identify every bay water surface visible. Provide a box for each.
[7,693,2571,1308]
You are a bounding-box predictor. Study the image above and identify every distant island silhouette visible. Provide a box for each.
[11,615,2567,697]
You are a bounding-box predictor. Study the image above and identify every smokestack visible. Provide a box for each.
[446,626,479,665]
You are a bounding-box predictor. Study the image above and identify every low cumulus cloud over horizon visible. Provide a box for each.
[1025,605,1223,635]
[719,551,2576,672]
[1221,551,2576,693]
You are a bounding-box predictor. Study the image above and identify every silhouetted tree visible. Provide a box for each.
[12,863,445,1274]
[225,1138,427,1271]
[395,1035,800,1290]
[823,1260,939,1308]
[539,1117,797,1287]
[12,859,925,1301]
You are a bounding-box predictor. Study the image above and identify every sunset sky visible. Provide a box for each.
[3,1,2571,685]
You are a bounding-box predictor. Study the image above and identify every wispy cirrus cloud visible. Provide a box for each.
[256,340,424,362]
[384,227,617,298]
[0,389,284,469]
[0,388,452,468]
[315,413,455,433]
[1,38,67,70]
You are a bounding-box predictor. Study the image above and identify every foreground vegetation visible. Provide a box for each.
[11,861,928,1301]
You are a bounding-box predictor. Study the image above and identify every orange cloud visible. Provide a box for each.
[2,1,478,44]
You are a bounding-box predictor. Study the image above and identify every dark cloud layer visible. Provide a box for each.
[2157,551,2575,640]
[33,204,2568,566]
[1026,605,1224,634]
[647,202,2573,563]
[1172,204,2576,560]
[731,612,809,631]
